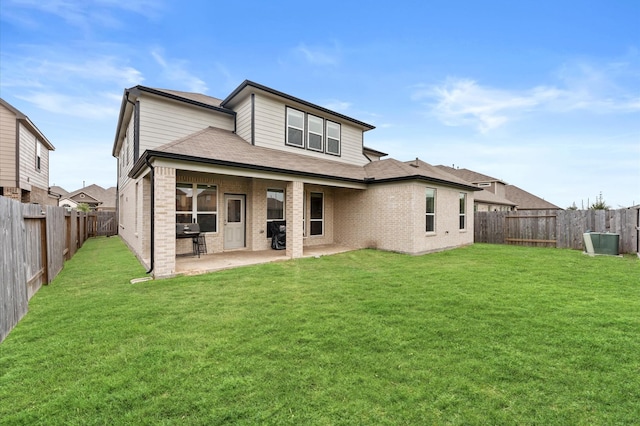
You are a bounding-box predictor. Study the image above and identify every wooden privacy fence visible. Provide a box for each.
[474,208,639,254]
[1,197,117,343]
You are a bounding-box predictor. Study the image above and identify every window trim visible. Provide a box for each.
[285,107,305,148]
[35,141,42,171]
[426,187,436,233]
[176,183,218,233]
[325,120,341,156]
[307,114,324,152]
[459,192,467,230]
[309,191,324,236]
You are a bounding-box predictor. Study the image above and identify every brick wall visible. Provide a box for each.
[153,166,176,277]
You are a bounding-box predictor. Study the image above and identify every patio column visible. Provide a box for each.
[286,180,304,259]
[153,166,176,277]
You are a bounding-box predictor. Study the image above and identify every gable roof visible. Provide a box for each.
[474,189,518,206]
[63,184,117,208]
[504,185,562,210]
[221,80,376,131]
[0,98,55,150]
[131,127,479,191]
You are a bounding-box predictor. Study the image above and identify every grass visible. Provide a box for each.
[1,238,639,425]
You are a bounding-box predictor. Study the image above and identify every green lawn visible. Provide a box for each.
[1,238,638,425]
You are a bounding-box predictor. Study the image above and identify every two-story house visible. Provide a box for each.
[0,98,56,205]
[112,81,480,278]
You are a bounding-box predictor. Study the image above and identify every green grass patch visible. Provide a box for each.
[1,238,639,425]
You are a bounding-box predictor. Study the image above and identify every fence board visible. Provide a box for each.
[475,208,639,254]
[1,197,115,342]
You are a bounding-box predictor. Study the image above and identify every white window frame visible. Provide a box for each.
[286,107,305,148]
[459,192,467,230]
[325,120,341,156]
[307,114,324,152]
[176,183,218,233]
[426,188,436,233]
[309,191,324,236]
[35,141,42,171]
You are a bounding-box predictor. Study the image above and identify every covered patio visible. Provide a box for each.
[175,244,354,276]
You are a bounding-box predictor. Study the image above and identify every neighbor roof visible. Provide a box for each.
[505,185,562,210]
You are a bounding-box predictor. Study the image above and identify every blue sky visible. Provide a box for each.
[1,0,638,208]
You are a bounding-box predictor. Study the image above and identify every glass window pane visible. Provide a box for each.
[267,189,284,220]
[310,221,323,236]
[460,193,466,214]
[310,193,323,219]
[176,213,192,224]
[176,184,193,211]
[426,188,435,213]
[197,185,217,212]
[288,108,304,128]
[426,215,435,232]
[327,138,339,154]
[327,121,340,138]
[198,214,217,232]
[288,128,303,146]
[308,115,323,133]
[459,215,465,230]
[308,133,322,150]
[227,199,242,223]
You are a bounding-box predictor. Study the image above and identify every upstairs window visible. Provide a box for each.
[286,107,304,148]
[459,192,467,230]
[326,121,341,155]
[307,114,324,152]
[426,188,436,232]
[35,141,42,171]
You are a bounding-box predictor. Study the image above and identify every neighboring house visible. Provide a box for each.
[0,98,57,205]
[112,81,480,278]
[58,184,117,211]
[436,166,560,211]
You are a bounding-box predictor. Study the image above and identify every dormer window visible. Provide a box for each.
[326,121,341,155]
[307,114,324,152]
[286,107,304,147]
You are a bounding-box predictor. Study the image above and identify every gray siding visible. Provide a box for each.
[253,94,369,166]
[0,103,17,186]
[18,123,48,190]
[138,95,234,154]
[234,95,252,143]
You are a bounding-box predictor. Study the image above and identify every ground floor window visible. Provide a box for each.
[426,188,436,232]
[176,183,217,232]
[459,192,466,230]
[310,192,323,236]
[266,188,285,238]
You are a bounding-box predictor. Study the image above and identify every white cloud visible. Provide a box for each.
[15,91,121,119]
[415,58,640,133]
[4,0,162,30]
[151,48,208,93]
[294,42,340,66]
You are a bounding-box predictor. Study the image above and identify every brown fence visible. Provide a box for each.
[87,210,117,237]
[1,197,117,342]
[474,208,639,254]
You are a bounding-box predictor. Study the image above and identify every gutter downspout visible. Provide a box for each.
[145,156,154,275]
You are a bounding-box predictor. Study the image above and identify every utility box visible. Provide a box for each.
[583,232,620,256]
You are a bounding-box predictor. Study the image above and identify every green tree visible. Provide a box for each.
[590,192,610,210]
[76,203,91,212]
[567,202,578,210]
